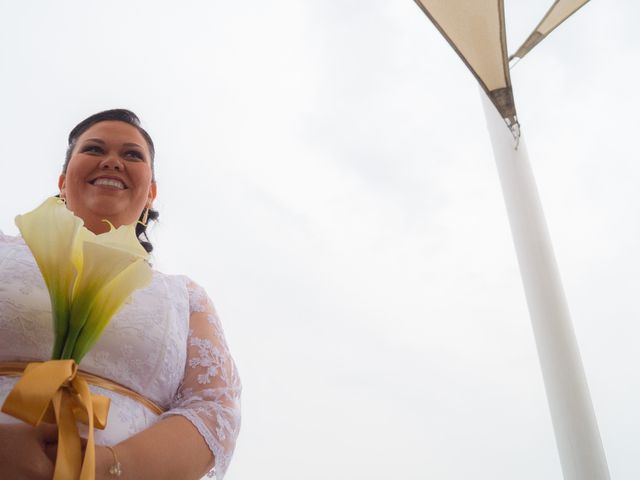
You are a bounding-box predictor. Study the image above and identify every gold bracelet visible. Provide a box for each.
[105,446,123,477]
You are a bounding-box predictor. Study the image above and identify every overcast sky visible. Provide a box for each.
[1,1,639,479]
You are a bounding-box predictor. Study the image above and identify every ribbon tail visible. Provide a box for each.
[73,378,96,480]
[53,389,82,480]
[91,393,110,430]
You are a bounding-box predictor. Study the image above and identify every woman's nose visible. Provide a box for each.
[99,154,124,170]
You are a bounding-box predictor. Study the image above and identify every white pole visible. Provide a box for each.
[480,91,610,480]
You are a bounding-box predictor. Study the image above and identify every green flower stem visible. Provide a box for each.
[60,296,93,360]
[50,295,70,360]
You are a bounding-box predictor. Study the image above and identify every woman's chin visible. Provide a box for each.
[66,197,141,230]
[84,199,129,218]
[81,210,131,232]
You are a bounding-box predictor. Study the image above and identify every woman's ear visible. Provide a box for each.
[147,181,157,205]
[58,175,67,197]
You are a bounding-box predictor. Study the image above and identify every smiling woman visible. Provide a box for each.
[0,109,241,480]
[60,110,158,242]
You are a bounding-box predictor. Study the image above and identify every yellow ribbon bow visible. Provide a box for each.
[1,360,110,480]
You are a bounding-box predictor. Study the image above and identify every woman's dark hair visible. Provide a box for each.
[64,108,159,253]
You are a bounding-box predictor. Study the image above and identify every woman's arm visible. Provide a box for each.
[94,416,213,480]
[95,279,241,480]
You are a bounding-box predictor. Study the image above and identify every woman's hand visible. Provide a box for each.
[0,423,58,479]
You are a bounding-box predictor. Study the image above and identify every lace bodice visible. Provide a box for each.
[0,230,241,479]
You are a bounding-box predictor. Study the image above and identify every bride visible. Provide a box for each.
[0,109,241,479]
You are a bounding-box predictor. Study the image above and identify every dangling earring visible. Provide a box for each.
[140,207,150,227]
[60,196,67,205]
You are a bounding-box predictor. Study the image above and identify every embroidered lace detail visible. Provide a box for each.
[0,233,241,480]
[161,280,242,479]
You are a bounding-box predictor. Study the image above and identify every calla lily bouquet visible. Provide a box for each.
[0,197,152,479]
[15,196,153,363]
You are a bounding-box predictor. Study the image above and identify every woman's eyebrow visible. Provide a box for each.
[82,139,142,149]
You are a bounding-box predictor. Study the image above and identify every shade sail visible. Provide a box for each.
[413,0,518,132]
[510,0,591,60]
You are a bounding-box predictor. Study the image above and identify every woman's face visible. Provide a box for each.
[58,121,157,234]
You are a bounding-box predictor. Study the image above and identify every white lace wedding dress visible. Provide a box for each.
[0,230,241,479]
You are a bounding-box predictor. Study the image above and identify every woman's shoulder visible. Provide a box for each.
[0,229,25,246]
[151,272,214,314]
[152,271,196,289]
[180,275,215,315]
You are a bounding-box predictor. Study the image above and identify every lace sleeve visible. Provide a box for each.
[160,279,242,479]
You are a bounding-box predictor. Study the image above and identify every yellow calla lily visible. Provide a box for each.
[70,258,152,362]
[68,221,148,276]
[61,233,152,361]
[15,197,83,359]
[90,221,149,259]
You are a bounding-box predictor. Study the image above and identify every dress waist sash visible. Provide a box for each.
[0,361,165,415]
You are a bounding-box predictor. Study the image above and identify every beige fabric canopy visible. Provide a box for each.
[413,0,517,131]
[510,0,590,61]
[413,0,591,136]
